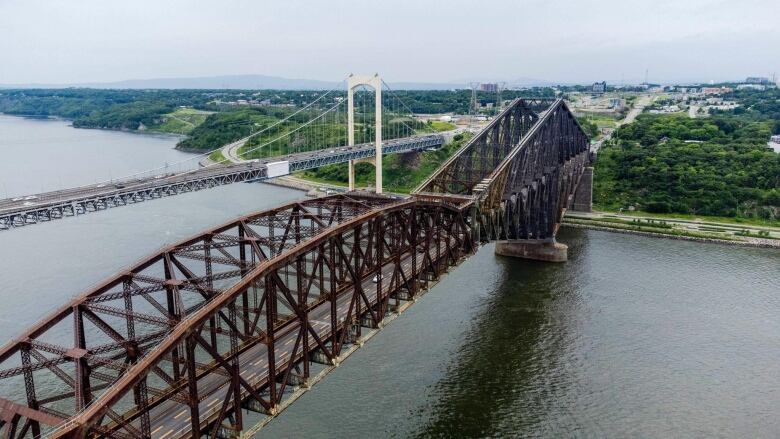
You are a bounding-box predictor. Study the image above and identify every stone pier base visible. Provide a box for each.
[495,239,568,262]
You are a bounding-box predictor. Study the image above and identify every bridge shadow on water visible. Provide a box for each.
[410,229,593,438]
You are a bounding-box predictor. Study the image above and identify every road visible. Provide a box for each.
[0,136,441,223]
[137,240,451,439]
[591,94,652,153]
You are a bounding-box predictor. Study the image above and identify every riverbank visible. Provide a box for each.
[563,212,780,249]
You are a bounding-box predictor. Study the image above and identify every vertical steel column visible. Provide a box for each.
[186,336,201,439]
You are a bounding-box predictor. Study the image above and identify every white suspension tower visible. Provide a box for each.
[347,74,383,194]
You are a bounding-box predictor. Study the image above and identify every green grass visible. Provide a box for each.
[151,108,213,135]
[563,217,739,241]
[208,149,227,164]
[428,120,456,132]
[591,206,780,228]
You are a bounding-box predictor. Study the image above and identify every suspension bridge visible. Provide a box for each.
[0,74,442,231]
[0,74,593,438]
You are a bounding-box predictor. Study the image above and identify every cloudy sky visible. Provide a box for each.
[1,0,778,85]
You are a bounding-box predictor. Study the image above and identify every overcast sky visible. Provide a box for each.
[1,0,778,85]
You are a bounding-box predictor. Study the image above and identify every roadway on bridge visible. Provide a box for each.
[136,240,449,439]
[0,136,441,224]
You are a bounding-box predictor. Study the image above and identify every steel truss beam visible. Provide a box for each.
[0,194,474,438]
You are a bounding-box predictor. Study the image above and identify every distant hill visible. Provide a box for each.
[0,74,466,90]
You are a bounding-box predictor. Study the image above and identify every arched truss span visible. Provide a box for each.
[0,193,473,438]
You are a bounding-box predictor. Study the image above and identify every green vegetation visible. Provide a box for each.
[595,112,779,221]
[298,133,472,193]
[0,88,555,154]
[578,118,600,138]
[427,120,456,132]
[563,216,740,241]
[208,149,227,163]
[150,108,213,135]
[0,89,215,131]
[177,108,286,151]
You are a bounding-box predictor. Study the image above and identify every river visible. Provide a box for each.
[0,115,778,438]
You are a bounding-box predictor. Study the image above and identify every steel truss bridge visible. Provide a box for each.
[0,98,590,439]
[0,135,443,232]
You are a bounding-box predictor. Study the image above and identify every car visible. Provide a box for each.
[24,196,38,200]
[11,197,24,202]
[96,184,106,188]
[115,184,126,189]
[22,201,35,207]
[372,274,383,283]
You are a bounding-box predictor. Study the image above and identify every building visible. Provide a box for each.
[771,134,780,143]
[701,87,733,95]
[479,83,498,92]
[610,98,624,109]
[736,84,766,91]
[746,77,771,84]
[592,81,606,93]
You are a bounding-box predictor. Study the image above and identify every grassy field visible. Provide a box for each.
[428,120,456,132]
[151,108,213,135]
[208,149,227,163]
[592,206,780,228]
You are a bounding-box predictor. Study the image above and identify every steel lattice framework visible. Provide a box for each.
[0,98,589,439]
[415,98,591,241]
[0,194,473,439]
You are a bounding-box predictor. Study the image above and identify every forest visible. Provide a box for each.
[594,112,779,220]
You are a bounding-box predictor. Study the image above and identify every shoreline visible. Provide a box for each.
[562,222,779,249]
[0,112,187,140]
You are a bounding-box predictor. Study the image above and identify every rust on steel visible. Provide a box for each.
[0,97,590,438]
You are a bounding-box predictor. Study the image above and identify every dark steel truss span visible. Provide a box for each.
[0,135,443,232]
[415,98,591,241]
[0,193,474,438]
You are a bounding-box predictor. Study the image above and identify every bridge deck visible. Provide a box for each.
[0,135,443,231]
[145,239,450,439]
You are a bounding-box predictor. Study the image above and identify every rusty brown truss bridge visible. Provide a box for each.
[0,98,591,438]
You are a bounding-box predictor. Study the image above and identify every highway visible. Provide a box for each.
[0,135,443,230]
[130,240,450,439]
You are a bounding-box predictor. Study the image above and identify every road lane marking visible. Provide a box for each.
[173,409,187,420]
[158,429,175,439]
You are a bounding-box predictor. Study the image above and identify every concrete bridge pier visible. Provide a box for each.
[495,239,568,262]
[570,166,593,212]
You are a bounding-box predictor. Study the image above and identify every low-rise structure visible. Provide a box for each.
[737,84,766,91]
[592,81,606,93]
[746,77,771,84]
[701,87,733,95]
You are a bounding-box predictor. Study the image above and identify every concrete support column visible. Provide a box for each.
[347,74,382,194]
[495,239,568,262]
[374,83,382,194]
[571,166,593,212]
[347,83,355,192]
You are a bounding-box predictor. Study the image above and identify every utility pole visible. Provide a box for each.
[469,82,479,128]
[496,82,506,113]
